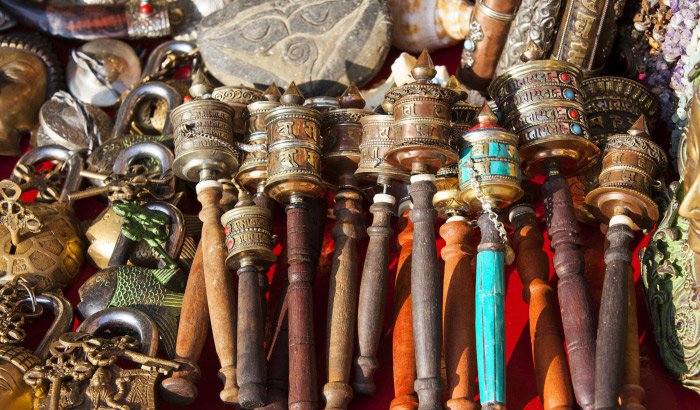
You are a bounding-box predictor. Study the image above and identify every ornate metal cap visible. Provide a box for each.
[489,59,599,177]
[264,82,324,203]
[212,84,264,139]
[458,103,523,210]
[433,164,469,217]
[585,116,667,230]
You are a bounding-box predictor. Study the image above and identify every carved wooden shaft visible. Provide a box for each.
[198,183,239,403]
[391,210,419,410]
[238,263,267,408]
[160,242,208,405]
[620,270,645,410]
[355,194,396,395]
[511,207,574,410]
[542,173,596,410]
[595,222,634,410]
[260,286,290,410]
[254,190,273,342]
[409,177,443,409]
[475,211,507,409]
[324,190,364,409]
[440,216,479,410]
[286,200,318,410]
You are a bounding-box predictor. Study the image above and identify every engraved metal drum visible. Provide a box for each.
[458,125,523,210]
[171,99,238,182]
[488,60,599,177]
[221,206,276,271]
[433,164,468,217]
[355,114,409,184]
[322,108,373,189]
[265,106,324,203]
[212,85,264,140]
[237,100,280,191]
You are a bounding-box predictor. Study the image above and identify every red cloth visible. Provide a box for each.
[4,43,700,410]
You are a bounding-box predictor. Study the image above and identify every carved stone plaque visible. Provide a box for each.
[197,0,392,97]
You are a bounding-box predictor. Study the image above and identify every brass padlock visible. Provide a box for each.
[0,279,73,410]
[84,141,176,268]
[79,201,186,359]
[0,146,85,292]
[24,307,179,410]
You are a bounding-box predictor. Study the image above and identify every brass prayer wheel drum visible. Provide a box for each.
[355,114,410,185]
[385,51,460,174]
[212,85,264,140]
[433,165,469,217]
[488,60,599,177]
[171,99,238,182]
[321,86,374,189]
[451,100,481,135]
[585,117,667,231]
[458,105,523,210]
[237,98,280,191]
[581,76,661,147]
[221,206,276,271]
[265,84,324,203]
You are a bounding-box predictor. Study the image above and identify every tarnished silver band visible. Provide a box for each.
[477,0,518,22]
[127,2,171,38]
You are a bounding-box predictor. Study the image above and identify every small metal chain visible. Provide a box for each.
[466,157,510,247]
[179,128,268,154]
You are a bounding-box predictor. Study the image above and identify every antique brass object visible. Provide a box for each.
[0,280,72,410]
[212,84,264,140]
[355,113,409,186]
[1,147,84,292]
[433,165,469,218]
[0,33,62,157]
[25,307,179,410]
[304,96,340,113]
[237,83,282,193]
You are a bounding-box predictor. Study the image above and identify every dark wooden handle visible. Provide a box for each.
[391,210,419,410]
[260,284,290,410]
[160,242,208,405]
[620,270,646,410]
[253,191,274,345]
[198,185,239,404]
[237,263,268,408]
[286,201,318,410]
[355,196,395,395]
[542,173,596,410]
[408,178,443,408]
[440,216,479,409]
[324,190,365,409]
[512,209,575,410]
[595,223,634,410]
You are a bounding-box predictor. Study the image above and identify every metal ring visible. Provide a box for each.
[477,0,518,22]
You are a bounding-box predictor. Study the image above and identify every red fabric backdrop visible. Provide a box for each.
[4,41,700,409]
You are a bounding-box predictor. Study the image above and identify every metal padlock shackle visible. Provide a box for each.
[113,141,176,194]
[108,201,186,269]
[141,40,198,81]
[11,145,84,206]
[111,81,183,141]
[20,292,74,360]
[76,307,159,357]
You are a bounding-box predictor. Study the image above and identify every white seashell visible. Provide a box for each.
[389,0,473,53]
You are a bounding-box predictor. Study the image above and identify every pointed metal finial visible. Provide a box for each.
[628,115,649,138]
[412,49,437,83]
[264,83,282,103]
[338,83,365,109]
[280,82,305,106]
[477,102,498,126]
[189,68,213,98]
[520,40,545,63]
[232,179,254,208]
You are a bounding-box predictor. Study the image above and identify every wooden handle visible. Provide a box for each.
[324,190,365,409]
[408,179,443,408]
[542,173,596,410]
[286,201,318,410]
[355,196,395,395]
[254,191,274,345]
[260,284,290,410]
[160,242,208,405]
[595,223,634,409]
[620,270,645,410]
[237,263,268,408]
[391,210,419,410]
[511,208,574,410]
[198,184,239,404]
[475,211,507,408]
[440,216,479,410]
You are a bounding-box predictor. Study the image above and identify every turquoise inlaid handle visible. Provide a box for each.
[475,213,506,407]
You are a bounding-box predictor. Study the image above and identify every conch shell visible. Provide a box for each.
[389,0,473,53]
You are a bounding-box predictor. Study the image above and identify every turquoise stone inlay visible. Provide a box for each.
[475,249,506,405]
[489,160,511,176]
[571,123,582,135]
[564,88,576,100]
